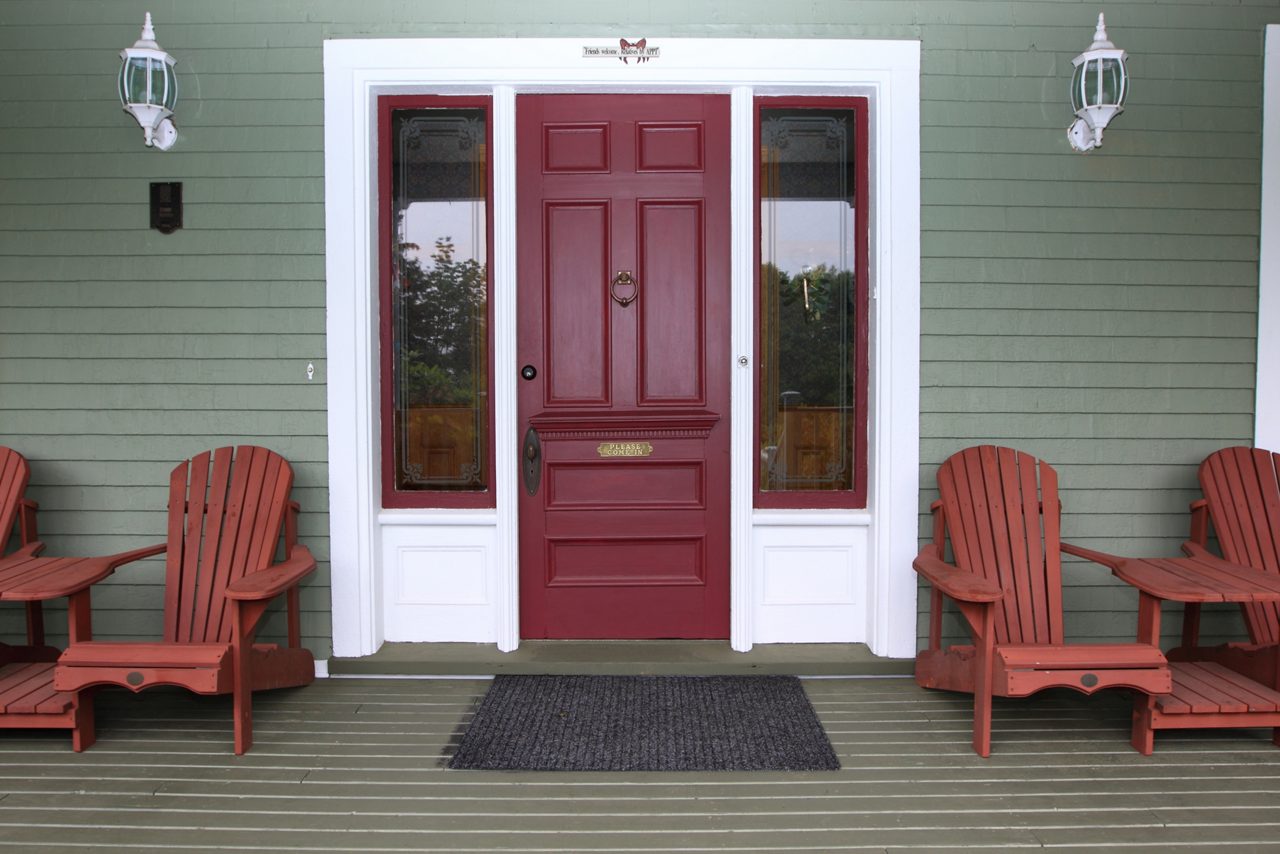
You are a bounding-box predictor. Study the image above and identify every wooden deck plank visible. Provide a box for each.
[4,788,1280,817]
[0,802,1194,832]
[0,825,1050,851]
[0,677,1279,851]
[1035,823,1280,847]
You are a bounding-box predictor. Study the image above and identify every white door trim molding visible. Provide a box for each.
[323,38,921,658]
[1258,25,1280,450]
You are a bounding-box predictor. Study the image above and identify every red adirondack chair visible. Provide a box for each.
[0,447,37,556]
[1181,446,1280,686]
[0,446,53,664]
[54,446,316,754]
[914,446,1171,756]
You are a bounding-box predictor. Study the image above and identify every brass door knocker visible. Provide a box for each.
[610,270,638,307]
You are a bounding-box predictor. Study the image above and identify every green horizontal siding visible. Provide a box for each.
[0,257,325,281]
[0,178,324,204]
[1,0,1273,660]
[0,205,325,230]
[925,179,1260,208]
[8,359,324,383]
[922,206,1259,235]
[926,361,1255,388]
[7,437,328,462]
[1,282,322,308]
[924,336,1255,363]
[920,413,1253,439]
[923,282,1255,309]
[0,153,324,181]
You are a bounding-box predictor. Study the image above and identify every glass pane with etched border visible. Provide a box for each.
[389,108,489,494]
[759,107,857,494]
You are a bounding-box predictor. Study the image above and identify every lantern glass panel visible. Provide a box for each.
[1099,57,1125,106]
[159,61,177,110]
[1071,63,1087,112]
[1087,57,1124,106]
[120,57,152,106]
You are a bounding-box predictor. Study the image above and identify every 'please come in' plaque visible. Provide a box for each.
[597,442,654,458]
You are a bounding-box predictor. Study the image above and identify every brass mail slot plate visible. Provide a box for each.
[597,441,654,458]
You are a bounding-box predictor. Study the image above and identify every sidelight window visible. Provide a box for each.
[379,97,493,508]
[756,98,869,509]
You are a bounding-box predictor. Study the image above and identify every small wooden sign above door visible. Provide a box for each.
[582,39,659,63]
[597,441,654,458]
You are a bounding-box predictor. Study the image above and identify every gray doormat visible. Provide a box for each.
[448,674,840,771]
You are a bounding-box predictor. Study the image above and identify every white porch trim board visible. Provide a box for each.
[323,38,921,658]
[1258,25,1279,450]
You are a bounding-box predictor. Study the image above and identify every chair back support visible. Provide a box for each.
[164,446,294,644]
[0,446,31,550]
[936,445,1064,646]
[1198,446,1280,645]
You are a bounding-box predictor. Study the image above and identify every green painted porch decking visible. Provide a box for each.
[2,677,1280,850]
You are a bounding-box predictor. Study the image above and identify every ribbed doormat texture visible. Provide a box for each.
[448,674,840,771]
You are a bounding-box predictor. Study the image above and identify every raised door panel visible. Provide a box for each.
[545,202,610,406]
[639,200,704,405]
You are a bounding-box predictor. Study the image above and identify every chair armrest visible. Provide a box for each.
[0,542,166,600]
[1179,539,1262,574]
[6,540,46,561]
[1180,540,1215,560]
[1060,541,1126,571]
[100,542,169,570]
[913,547,1004,603]
[225,545,316,602]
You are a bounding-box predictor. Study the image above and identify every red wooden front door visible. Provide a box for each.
[517,94,731,639]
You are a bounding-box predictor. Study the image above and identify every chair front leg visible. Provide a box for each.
[1179,602,1202,651]
[231,606,253,756]
[959,601,995,758]
[287,586,302,649]
[65,589,92,643]
[928,588,943,652]
[25,602,45,648]
[1130,591,1163,755]
[65,588,97,752]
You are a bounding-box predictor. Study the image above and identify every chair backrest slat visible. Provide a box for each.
[163,447,294,644]
[1199,447,1280,645]
[215,447,281,642]
[192,447,237,643]
[0,447,31,553]
[169,451,211,643]
[162,461,188,642]
[1039,459,1065,642]
[979,447,1018,643]
[937,446,1063,646]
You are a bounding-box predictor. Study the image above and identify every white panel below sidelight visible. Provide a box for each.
[381,520,498,642]
[752,515,868,643]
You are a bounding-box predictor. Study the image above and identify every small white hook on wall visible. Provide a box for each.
[306,362,315,381]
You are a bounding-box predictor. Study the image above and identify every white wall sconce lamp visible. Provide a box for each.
[1068,13,1128,152]
[118,13,178,150]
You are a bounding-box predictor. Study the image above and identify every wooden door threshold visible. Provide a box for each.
[328,641,913,677]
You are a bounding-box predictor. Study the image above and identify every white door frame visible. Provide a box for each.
[323,38,921,657]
